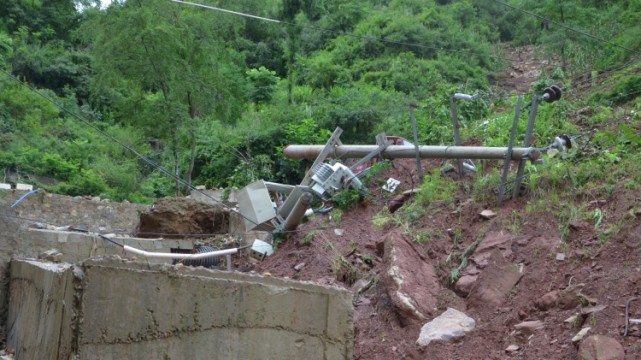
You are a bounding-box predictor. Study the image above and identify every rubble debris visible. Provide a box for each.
[38,249,63,262]
[479,209,497,220]
[581,304,607,316]
[382,178,400,192]
[250,239,274,259]
[537,290,560,311]
[578,335,625,360]
[572,327,591,343]
[383,230,439,324]
[416,308,476,347]
[505,344,520,353]
[565,314,580,325]
[537,284,588,311]
[559,284,586,310]
[294,262,305,271]
[513,320,544,334]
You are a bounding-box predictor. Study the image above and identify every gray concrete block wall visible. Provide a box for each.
[6,260,75,360]
[1,190,148,234]
[78,259,353,360]
[6,258,354,360]
[0,226,195,348]
[12,229,195,265]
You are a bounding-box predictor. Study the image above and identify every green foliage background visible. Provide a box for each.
[0,0,639,202]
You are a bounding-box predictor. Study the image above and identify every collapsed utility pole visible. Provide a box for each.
[283,144,541,162]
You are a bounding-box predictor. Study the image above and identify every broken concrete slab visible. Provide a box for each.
[579,335,625,360]
[467,250,522,308]
[416,308,475,347]
[382,229,439,324]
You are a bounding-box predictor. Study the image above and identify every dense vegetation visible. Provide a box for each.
[0,0,640,202]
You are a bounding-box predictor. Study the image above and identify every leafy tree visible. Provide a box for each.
[81,0,249,194]
[247,66,280,104]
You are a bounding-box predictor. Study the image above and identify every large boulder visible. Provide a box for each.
[136,198,229,238]
[382,229,439,325]
[416,308,476,347]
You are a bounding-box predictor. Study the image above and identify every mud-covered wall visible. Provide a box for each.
[0,189,146,345]
[8,258,354,360]
[1,190,148,234]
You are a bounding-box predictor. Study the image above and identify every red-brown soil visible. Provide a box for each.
[254,156,641,359]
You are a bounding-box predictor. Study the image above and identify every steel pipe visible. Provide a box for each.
[123,245,237,259]
[284,145,540,162]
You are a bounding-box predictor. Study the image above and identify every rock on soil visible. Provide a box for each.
[454,274,477,297]
[469,231,516,268]
[513,320,544,334]
[382,229,439,324]
[467,249,522,307]
[578,335,624,360]
[136,198,229,238]
[416,308,476,347]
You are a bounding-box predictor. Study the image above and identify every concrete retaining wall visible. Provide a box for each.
[1,190,148,234]
[6,261,75,360]
[7,258,353,360]
[0,225,195,347]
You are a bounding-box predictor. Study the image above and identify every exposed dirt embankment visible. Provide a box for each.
[255,155,641,359]
[136,198,229,238]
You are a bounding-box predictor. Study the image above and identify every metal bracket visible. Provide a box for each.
[349,133,391,172]
[301,127,343,186]
[498,96,523,206]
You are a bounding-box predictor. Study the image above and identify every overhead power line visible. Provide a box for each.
[489,0,641,57]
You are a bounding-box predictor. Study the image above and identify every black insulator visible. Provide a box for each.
[550,85,563,101]
[182,245,220,269]
[543,85,562,103]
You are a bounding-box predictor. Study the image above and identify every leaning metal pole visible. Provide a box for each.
[283,144,540,162]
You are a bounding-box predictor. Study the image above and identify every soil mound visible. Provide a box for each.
[136,197,229,238]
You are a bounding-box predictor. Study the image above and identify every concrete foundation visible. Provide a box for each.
[0,225,194,347]
[6,261,75,360]
[7,258,353,360]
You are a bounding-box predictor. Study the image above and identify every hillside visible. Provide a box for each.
[2,1,641,359]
